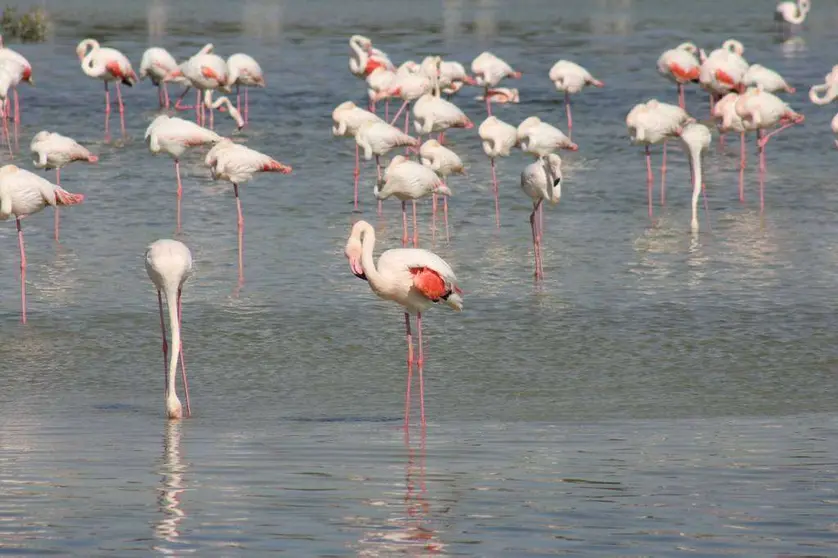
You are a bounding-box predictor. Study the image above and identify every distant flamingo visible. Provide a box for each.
[333,101,385,210]
[832,113,838,148]
[775,0,810,27]
[164,44,229,129]
[412,57,473,141]
[478,116,518,227]
[743,64,794,94]
[809,66,838,106]
[475,87,520,105]
[712,92,752,201]
[699,39,748,116]
[420,139,464,242]
[376,155,451,247]
[380,57,437,136]
[145,239,193,420]
[139,47,179,108]
[471,52,521,116]
[348,35,395,80]
[354,120,419,215]
[344,220,463,427]
[145,115,225,232]
[548,60,604,140]
[76,38,138,141]
[30,131,98,241]
[0,39,31,126]
[205,139,292,283]
[520,153,562,280]
[0,61,28,151]
[657,42,703,109]
[0,165,84,324]
[227,53,265,125]
[676,122,712,232]
[201,90,245,131]
[438,60,476,95]
[517,116,578,157]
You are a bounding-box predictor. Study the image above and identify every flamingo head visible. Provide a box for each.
[434,183,453,197]
[344,235,366,280]
[462,75,477,86]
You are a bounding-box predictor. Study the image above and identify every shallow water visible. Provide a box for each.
[2,0,838,555]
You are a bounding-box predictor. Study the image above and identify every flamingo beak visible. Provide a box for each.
[463,75,477,86]
[349,257,366,280]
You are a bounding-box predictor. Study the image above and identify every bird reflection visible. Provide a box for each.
[147,0,167,38]
[153,421,188,554]
[242,0,283,40]
[358,431,445,556]
[780,36,806,58]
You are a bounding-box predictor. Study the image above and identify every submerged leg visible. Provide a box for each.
[376,155,383,217]
[404,313,414,428]
[175,159,183,233]
[443,195,450,243]
[157,290,168,386]
[530,204,540,279]
[565,91,573,141]
[484,86,492,116]
[490,158,500,228]
[416,312,425,426]
[660,142,667,206]
[412,200,418,247]
[353,143,360,211]
[116,82,126,138]
[401,200,408,247]
[739,131,746,203]
[645,145,653,219]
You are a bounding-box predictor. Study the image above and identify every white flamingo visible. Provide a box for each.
[478,116,518,228]
[348,35,395,79]
[333,101,385,211]
[548,60,604,140]
[0,36,32,125]
[164,43,230,129]
[657,42,704,109]
[712,92,753,202]
[809,65,838,106]
[354,120,419,215]
[742,64,795,94]
[420,138,464,243]
[775,0,810,26]
[227,53,265,125]
[76,38,138,140]
[139,47,179,108]
[676,122,712,232]
[471,52,521,116]
[520,153,562,280]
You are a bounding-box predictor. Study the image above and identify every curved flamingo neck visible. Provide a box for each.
[163,285,183,419]
[349,38,368,74]
[357,222,384,288]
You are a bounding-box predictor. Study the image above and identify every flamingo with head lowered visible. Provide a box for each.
[227,53,265,125]
[139,47,179,108]
[471,52,521,116]
[548,60,604,140]
[76,38,138,141]
[0,35,33,125]
[657,42,704,110]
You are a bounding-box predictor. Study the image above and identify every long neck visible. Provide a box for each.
[809,83,838,105]
[349,39,367,72]
[789,2,807,23]
[164,286,181,415]
[689,146,702,230]
[359,224,384,288]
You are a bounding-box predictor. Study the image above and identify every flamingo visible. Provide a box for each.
[676,122,712,232]
[139,47,179,108]
[0,165,84,324]
[548,60,604,140]
[0,36,32,125]
[712,92,752,202]
[227,53,265,125]
[656,42,704,110]
[0,60,27,151]
[626,99,693,217]
[412,57,474,141]
[145,239,193,420]
[478,116,518,228]
[775,0,810,27]
[832,113,838,148]
[734,87,804,210]
[475,87,520,105]
[699,39,748,116]
[201,90,245,131]
[517,116,578,157]
[420,139,464,242]
[366,66,397,115]
[471,52,522,116]
[438,60,476,95]
[333,101,385,211]
[145,115,225,232]
[520,153,562,280]
[30,131,98,241]
[742,64,795,94]
[354,120,419,215]
[809,65,838,105]
[380,58,437,136]
[376,155,451,247]
[164,44,229,129]
[344,219,463,427]
[205,139,292,283]
[348,35,395,80]
[76,38,138,141]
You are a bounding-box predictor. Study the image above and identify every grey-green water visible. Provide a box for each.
[2,0,838,555]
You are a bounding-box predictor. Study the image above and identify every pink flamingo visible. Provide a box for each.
[164,44,229,129]
[548,60,604,140]
[520,153,562,280]
[332,101,385,210]
[205,140,292,283]
[139,47,179,108]
[743,64,794,94]
[478,116,518,228]
[476,87,520,106]
[77,38,138,141]
[712,92,752,202]
[30,131,98,241]
[145,239,193,419]
[348,35,395,80]
[419,139,464,242]
[0,36,33,125]
[344,220,463,427]
[227,53,265,125]
[699,39,748,119]
[471,52,521,116]
[354,120,419,215]
[0,164,84,324]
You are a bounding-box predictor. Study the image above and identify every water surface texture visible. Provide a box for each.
[2,0,838,555]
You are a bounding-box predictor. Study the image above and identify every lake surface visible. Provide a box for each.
[2,0,838,555]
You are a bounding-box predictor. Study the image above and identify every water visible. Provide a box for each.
[1,0,838,554]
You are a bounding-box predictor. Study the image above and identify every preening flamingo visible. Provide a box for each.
[517,116,578,157]
[344,219,463,427]
[676,122,712,232]
[475,87,520,105]
[354,120,419,215]
[471,52,521,116]
[520,153,562,280]
[742,64,794,94]
[548,60,604,140]
[699,39,748,115]
[30,131,98,241]
[657,42,703,110]
[478,116,518,227]
[227,53,265,126]
[438,60,476,95]
[145,114,224,232]
[201,90,245,131]
[412,57,473,140]
[205,139,292,283]
[775,0,810,26]
[366,66,397,115]
[333,101,385,210]
[76,38,138,141]
[420,139,464,242]
[139,47,179,108]
[348,35,395,79]
[0,165,84,324]
[376,155,451,247]
[145,239,193,420]
[809,65,838,105]
[0,38,32,125]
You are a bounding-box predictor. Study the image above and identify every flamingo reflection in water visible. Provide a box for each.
[153,421,188,554]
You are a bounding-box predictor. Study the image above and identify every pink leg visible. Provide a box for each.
[484,87,492,117]
[376,155,383,217]
[236,85,241,115]
[13,87,19,124]
[443,196,449,243]
[709,93,715,118]
[234,183,244,283]
[157,290,168,383]
[389,100,409,127]
[565,91,572,141]
[17,218,26,324]
[537,202,545,278]
[702,182,711,231]
[437,131,445,144]
[677,84,685,110]
[401,200,408,247]
[530,203,541,279]
[195,90,201,124]
[416,312,425,426]
[244,87,249,125]
[404,313,414,427]
[490,158,500,228]
[0,101,9,155]
[353,143,360,211]
[403,104,409,137]
[116,83,126,138]
[739,132,746,202]
[412,200,418,247]
[174,87,192,111]
[54,168,61,241]
[385,99,390,122]
[177,288,190,417]
[719,132,726,150]
[175,159,183,233]
[645,145,653,219]
[209,97,215,130]
[104,81,111,141]
[660,142,667,206]
[158,85,164,108]
[431,194,437,244]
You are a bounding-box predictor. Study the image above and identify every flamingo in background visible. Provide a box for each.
[354,120,419,215]
[0,37,32,125]
[380,57,437,136]
[145,239,193,420]
[333,101,385,211]
[145,115,224,232]
[227,53,265,126]
[349,35,395,80]
[420,139,464,242]
[201,90,245,131]
[412,57,473,142]
[77,38,138,141]
[479,116,518,228]
[139,47,179,108]
[164,44,229,129]
[832,113,838,148]
[30,131,98,241]
[657,42,704,110]
[0,60,28,151]
[548,60,604,140]
[775,0,810,28]
[476,87,520,106]
[743,64,794,94]
[699,39,748,116]
[517,116,578,157]
[366,66,397,115]
[0,165,84,324]
[438,60,476,96]
[520,153,562,280]
[344,220,463,428]
[205,140,292,284]
[712,92,752,202]
[676,122,712,233]
[809,66,838,106]
[471,52,522,116]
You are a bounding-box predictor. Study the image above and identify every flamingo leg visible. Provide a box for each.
[208,95,215,130]
[530,202,541,279]
[678,83,685,110]
[403,103,410,138]
[404,313,414,428]
[353,142,360,211]
[416,311,425,427]
[244,86,249,125]
[196,90,202,125]
[490,158,500,228]
[234,183,244,284]
[431,194,437,244]
[116,82,126,139]
[645,145,653,219]
[158,85,164,108]
[157,290,168,388]
[174,86,192,111]
[175,159,183,233]
[163,83,170,109]
[17,217,26,324]
[412,200,418,247]
[104,81,111,141]
[484,86,492,117]
[1,100,9,156]
[389,100,408,127]
[376,155,383,217]
[443,195,450,243]
[177,287,190,417]
[739,131,746,202]
[236,84,241,115]
[565,91,573,141]
[401,200,408,247]
[537,202,545,278]
[660,142,667,206]
[13,87,19,124]
[54,168,61,241]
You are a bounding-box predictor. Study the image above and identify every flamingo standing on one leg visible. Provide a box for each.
[676,122,712,232]
[145,115,226,232]
[712,92,753,202]
[227,53,265,126]
[478,116,518,228]
[354,120,419,215]
[139,47,179,109]
[471,52,521,117]
[0,36,33,125]
[657,42,704,110]
[333,101,385,211]
[30,131,98,241]
[0,61,28,153]
[205,139,292,284]
[344,219,463,428]
[0,165,84,324]
[76,38,138,141]
[376,155,451,247]
[419,139,464,242]
[145,239,193,420]
[548,60,604,140]
[520,153,562,280]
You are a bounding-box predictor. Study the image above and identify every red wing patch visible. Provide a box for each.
[201,66,224,83]
[21,66,31,81]
[715,69,736,87]
[363,58,385,77]
[411,267,448,301]
[669,62,699,82]
[262,160,293,174]
[105,60,124,78]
